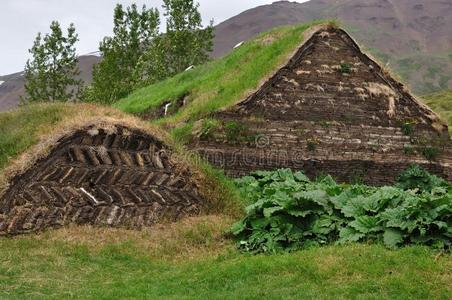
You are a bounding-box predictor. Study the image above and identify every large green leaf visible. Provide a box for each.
[338,227,365,244]
[230,220,247,235]
[383,228,404,248]
[263,206,284,218]
[349,216,381,234]
[232,167,452,253]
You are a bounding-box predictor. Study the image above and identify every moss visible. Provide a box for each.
[403,145,415,156]
[400,121,415,136]
[307,138,318,152]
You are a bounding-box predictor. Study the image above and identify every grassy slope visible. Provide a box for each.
[0,217,450,299]
[114,23,314,132]
[0,104,75,170]
[422,90,452,133]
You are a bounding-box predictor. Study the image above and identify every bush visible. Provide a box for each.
[340,63,351,74]
[396,164,449,192]
[231,167,451,253]
[224,121,247,142]
[422,146,440,160]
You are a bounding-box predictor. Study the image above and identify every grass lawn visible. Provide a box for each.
[0,215,451,300]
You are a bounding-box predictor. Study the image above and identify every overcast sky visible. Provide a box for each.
[0,0,308,75]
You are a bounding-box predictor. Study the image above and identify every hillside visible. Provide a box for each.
[424,89,452,132]
[0,55,100,112]
[115,24,314,131]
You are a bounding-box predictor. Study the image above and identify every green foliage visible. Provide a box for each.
[231,168,451,253]
[340,63,351,74]
[422,146,440,161]
[403,145,414,155]
[396,164,449,192]
[133,0,214,88]
[224,121,247,142]
[401,121,414,135]
[23,21,82,103]
[86,4,160,104]
[307,138,317,151]
[197,118,220,140]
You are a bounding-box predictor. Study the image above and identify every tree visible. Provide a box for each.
[163,0,214,73]
[134,0,214,86]
[23,21,82,103]
[85,4,160,104]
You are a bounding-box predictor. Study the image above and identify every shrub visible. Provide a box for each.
[231,167,451,253]
[401,121,414,136]
[224,121,247,142]
[306,138,317,151]
[340,63,351,74]
[422,146,440,160]
[198,119,220,140]
[403,145,414,155]
[396,164,449,192]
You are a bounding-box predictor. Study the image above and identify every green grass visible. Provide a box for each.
[0,103,74,170]
[0,219,450,299]
[423,90,452,133]
[114,23,317,129]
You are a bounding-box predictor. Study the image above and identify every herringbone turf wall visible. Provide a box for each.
[0,125,204,236]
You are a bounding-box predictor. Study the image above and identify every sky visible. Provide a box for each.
[0,0,308,75]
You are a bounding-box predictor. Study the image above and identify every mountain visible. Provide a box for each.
[0,55,100,111]
[1,0,451,111]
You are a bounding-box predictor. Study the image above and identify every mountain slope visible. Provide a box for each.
[423,89,452,131]
[0,55,100,111]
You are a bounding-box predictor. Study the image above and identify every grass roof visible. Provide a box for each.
[115,22,450,140]
[114,23,320,129]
